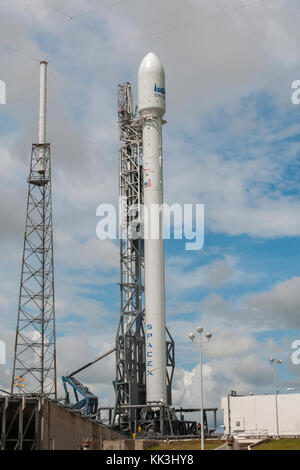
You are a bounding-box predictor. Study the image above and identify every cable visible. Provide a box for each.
[38,2,70,19]
[48,66,78,109]
[0,0,263,64]
[0,68,38,129]
[53,0,264,61]
[48,62,114,108]
[48,66,111,156]
[0,0,133,65]
[41,0,133,21]
[48,65,88,97]
[46,0,134,61]
[0,43,40,63]
[69,0,133,19]
[47,17,76,60]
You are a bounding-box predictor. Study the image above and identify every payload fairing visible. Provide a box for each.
[138,53,167,405]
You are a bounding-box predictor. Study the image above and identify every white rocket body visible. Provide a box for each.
[38,61,47,174]
[138,53,167,404]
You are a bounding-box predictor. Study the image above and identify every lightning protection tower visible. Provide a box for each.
[11,61,57,398]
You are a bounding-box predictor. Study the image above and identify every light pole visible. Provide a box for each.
[269,357,282,438]
[189,326,212,451]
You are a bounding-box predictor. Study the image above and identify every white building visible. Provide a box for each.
[221,392,300,437]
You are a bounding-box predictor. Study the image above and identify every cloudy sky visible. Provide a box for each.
[1,0,300,427]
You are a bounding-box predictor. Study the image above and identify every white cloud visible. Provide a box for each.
[166,257,233,292]
[172,354,274,412]
[188,276,300,333]
[165,254,253,294]
[247,276,300,329]
[55,235,119,271]
[205,333,257,359]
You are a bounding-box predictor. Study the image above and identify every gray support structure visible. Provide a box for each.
[11,143,57,398]
[113,83,146,432]
[0,395,43,450]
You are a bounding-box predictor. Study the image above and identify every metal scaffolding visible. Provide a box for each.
[11,143,57,398]
[113,83,146,432]
[0,395,43,450]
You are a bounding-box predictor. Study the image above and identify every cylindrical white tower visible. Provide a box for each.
[138,52,167,405]
[38,60,47,174]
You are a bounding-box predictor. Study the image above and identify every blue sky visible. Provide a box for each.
[1,0,300,423]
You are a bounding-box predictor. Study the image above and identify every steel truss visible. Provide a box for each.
[99,404,218,437]
[11,143,57,398]
[113,83,146,432]
[113,83,175,435]
[0,395,43,450]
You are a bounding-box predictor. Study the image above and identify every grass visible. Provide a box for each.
[147,439,224,450]
[253,438,300,450]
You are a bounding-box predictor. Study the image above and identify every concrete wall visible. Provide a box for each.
[221,393,300,436]
[103,439,158,450]
[134,439,158,450]
[40,400,124,450]
[103,440,135,450]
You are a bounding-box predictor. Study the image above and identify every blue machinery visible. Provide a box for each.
[62,348,116,416]
[62,376,98,415]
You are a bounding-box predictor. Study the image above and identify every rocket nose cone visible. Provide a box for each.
[138,52,164,75]
[138,52,166,117]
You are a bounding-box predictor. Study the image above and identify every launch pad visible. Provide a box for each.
[4,54,218,448]
[99,404,217,437]
[60,61,218,438]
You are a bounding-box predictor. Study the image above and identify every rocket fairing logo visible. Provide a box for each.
[154,83,165,97]
[0,80,6,104]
